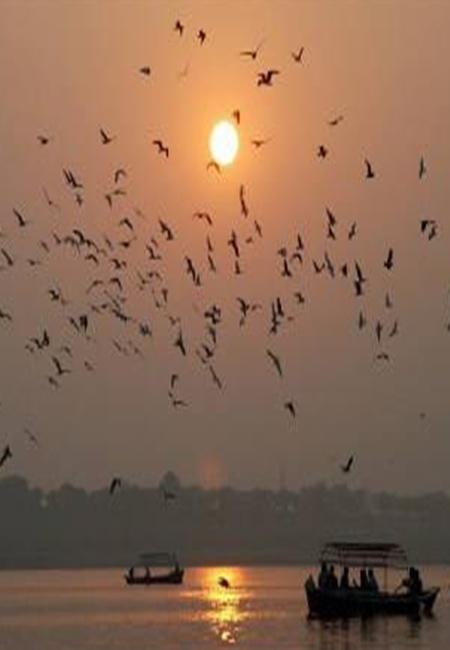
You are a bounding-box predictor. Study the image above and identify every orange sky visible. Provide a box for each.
[1,0,450,493]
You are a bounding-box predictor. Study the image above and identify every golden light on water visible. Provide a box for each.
[209,121,239,166]
[202,567,248,645]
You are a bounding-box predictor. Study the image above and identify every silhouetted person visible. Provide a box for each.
[318,561,328,589]
[359,568,369,590]
[403,567,422,595]
[340,566,350,590]
[327,565,338,590]
[367,568,379,592]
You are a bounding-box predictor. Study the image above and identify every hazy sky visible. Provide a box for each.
[1,0,450,494]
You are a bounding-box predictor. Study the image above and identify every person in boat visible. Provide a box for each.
[355,568,369,590]
[340,566,350,590]
[327,565,339,590]
[318,562,329,589]
[128,566,135,580]
[402,567,423,595]
[367,568,379,592]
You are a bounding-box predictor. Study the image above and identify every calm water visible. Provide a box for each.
[0,566,450,649]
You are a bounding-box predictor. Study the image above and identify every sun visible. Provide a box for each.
[209,120,239,166]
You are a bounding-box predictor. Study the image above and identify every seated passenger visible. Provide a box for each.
[340,566,350,590]
[367,568,379,592]
[359,568,369,591]
[327,564,339,590]
[318,562,329,590]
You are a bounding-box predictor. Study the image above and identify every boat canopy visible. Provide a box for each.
[320,542,408,569]
[137,552,178,567]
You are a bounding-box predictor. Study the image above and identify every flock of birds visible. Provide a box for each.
[0,17,442,501]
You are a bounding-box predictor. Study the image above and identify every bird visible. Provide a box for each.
[193,211,213,226]
[218,576,230,588]
[206,160,221,174]
[139,66,151,76]
[329,115,344,126]
[340,455,354,474]
[384,248,394,271]
[159,219,174,241]
[251,137,271,149]
[52,356,70,376]
[364,158,375,179]
[284,401,296,418]
[419,156,426,179]
[174,19,184,36]
[348,222,357,240]
[174,330,186,356]
[239,185,249,217]
[197,29,206,45]
[100,128,115,145]
[0,445,12,469]
[37,134,51,146]
[240,40,264,60]
[267,349,283,377]
[114,168,127,184]
[232,109,240,125]
[317,145,328,158]
[108,477,121,495]
[153,140,169,157]
[13,208,29,228]
[257,69,280,87]
[291,46,304,63]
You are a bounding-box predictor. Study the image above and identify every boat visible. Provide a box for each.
[305,541,439,618]
[125,552,184,586]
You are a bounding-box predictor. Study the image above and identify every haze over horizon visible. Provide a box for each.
[1,0,450,495]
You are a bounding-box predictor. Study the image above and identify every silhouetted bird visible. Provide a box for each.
[240,40,264,60]
[419,156,426,179]
[341,455,354,474]
[232,109,240,125]
[109,477,122,495]
[153,140,169,157]
[329,115,344,126]
[174,20,184,36]
[100,128,115,145]
[364,158,375,179]
[291,46,304,63]
[257,69,280,86]
[251,138,271,148]
[139,66,151,76]
[384,248,394,271]
[206,160,221,174]
[284,401,296,418]
[218,576,230,588]
[0,445,12,469]
[317,145,328,158]
[267,349,283,377]
[197,29,206,45]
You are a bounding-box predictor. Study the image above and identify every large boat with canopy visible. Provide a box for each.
[305,541,439,618]
[125,552,184,586]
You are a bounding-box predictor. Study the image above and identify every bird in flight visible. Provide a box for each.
[291,46,304,63]
[329,115,344,127]
[139,66,151,77]
[317,145,328,159]
[197,29,206,45]
[383,248,394,271]
[364,158,375,179]
[267,349,283,377]
[109,477,122,495]
[37,134,51,146]
[340,455,354,474]
[419,156,426,179]
[218,576,230,588]
[153,140,169,157]
[174,20,184,36]
[257,69,280,87]
[13,208,29,228]
[284,401,296,418]
[100,128,115,145]
[251,137,271,149]
[240,40,264,60]
[0,445,12,469]
[232,109,240,125]
[206,160,221,174]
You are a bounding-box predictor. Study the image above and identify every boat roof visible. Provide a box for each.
[320,542,408,569]
[137,552,178,567]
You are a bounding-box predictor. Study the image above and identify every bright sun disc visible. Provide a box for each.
[209,120,239,166]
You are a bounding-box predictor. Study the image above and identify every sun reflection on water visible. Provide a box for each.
[202,567,250,645]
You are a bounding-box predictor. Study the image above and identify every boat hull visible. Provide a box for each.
[125,569,184,586]
[305,586,439,619]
